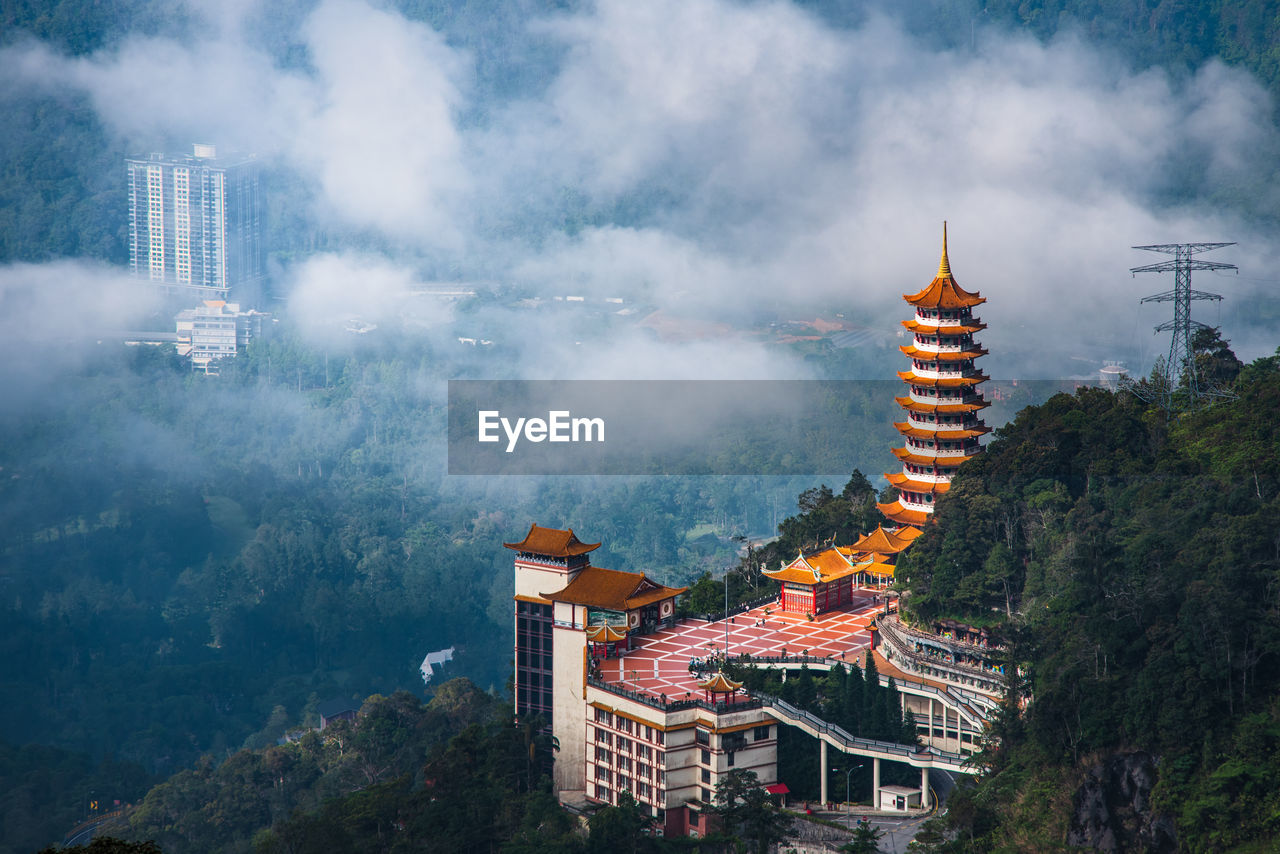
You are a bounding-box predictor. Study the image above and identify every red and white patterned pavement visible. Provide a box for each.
[595,591,887,701]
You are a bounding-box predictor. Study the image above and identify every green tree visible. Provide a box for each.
[587,792,655,853]
[711,769,794,854]
[841,821,885,853]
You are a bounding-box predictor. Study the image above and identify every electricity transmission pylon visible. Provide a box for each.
[1130,242,1236,412]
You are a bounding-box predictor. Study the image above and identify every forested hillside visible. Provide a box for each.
[899,338,1280,852]
[0,334,819,852]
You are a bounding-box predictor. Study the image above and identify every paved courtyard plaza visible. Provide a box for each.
[595,592,886,699]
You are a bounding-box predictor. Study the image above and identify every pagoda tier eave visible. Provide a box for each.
[903,276,986,310]
[891,447,980,467]
[902,319,987,335]
[878,501,933,526]
[885,472,952,493]
[893,422,992,440]
[900,345,990,361]
[898,371,990,387]
[894,396,991,414]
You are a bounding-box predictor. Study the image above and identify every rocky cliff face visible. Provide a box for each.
[1067,752,1177,853]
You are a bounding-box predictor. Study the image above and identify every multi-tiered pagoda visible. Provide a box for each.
[878,225,990,526]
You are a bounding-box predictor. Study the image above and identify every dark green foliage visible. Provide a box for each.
[710,769,794,854]
[119,683,562,854]
[840,821,884,854]
[758,472,884,570]
[0,741,152,854]
[907,347,1280,850]
[586,793,659,854]
[977,0,1280,102]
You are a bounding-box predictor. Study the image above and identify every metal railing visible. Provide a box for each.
[587,675,764,715]
[878,618,1005,683]
[884,614,1000,658]
[690,590,780,624]
[761,695,972,770]
[688,653,835,674]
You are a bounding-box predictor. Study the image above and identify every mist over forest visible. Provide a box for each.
[2,1,1280,851]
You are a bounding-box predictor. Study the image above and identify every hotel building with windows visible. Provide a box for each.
[126,144,265,302]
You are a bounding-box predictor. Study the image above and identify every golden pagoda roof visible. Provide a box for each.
[895,396,990,415]
[886,472,953,493]
[543,567,687,611]
[904,224,985,309]
[850,524,922,555]
[697,672,743,693]
[862,562,897,578]
[505,523,601,557]
[898,370,990,387]
[763,547,858,585]
[846,550,898,577]
[902,319,987,335]
[891,447,978,467]
[893,422,991,440]
[585,624,628,643]
[899,345,989,361]
[878,500,933,526]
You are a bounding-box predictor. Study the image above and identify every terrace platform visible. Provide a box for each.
[594,591,887,701]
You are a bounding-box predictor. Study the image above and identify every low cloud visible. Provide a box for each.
[0,261,161,411]
[2,0,1278,381]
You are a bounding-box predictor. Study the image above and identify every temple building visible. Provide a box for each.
[505,228,1005,834]
[879,224,991,526]
[764,523,924,614]
[765,547,859,615]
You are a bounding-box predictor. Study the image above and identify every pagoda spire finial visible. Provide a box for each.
[937,221,951,279]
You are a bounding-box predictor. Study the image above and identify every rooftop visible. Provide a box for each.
[543,566,687,611]
[903,225,985,310]
[504,523,601,558]
[764,547,860,585]
[594,595,885,701]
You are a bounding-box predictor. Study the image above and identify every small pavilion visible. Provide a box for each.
[585,623,629,658]
[696,671,745,705]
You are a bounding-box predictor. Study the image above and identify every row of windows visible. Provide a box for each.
[515,685,551,713]
[916,309,972,321]
[905,464,944,476]
[592,769,664,800]
[519,634,552,651]
[591,783,666,819]
[911,359,974,371]
[908,413,974,426]
[913,334,974,346]
[516,615,553,637]
[516,649,551,669]
[592,708,665,745]
[906,438,977,451]
[910,386,976,399]
[595,744,661,768]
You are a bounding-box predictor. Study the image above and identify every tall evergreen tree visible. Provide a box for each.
[794,665,817,711]
[844,662,865,735]
[823,662,847,723]
[883,678,905,741]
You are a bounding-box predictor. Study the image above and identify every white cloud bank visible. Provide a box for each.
[2,0,1278,378]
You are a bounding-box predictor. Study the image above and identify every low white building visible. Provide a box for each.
[175,300,272,373]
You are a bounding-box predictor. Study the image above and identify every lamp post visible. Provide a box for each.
[724,566,730,657]
[832,764,860,813]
